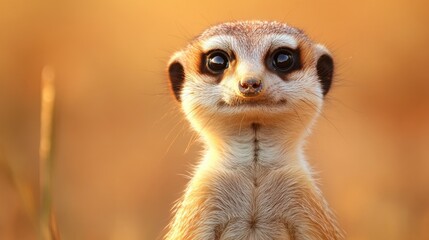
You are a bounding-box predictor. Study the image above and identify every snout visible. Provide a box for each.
[238,78,263,97]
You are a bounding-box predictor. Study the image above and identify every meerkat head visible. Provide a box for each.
[167,21,333,140]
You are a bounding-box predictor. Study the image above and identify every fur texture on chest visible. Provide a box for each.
[165,124,342,240]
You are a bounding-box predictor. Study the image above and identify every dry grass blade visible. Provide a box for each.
[39,65,61,240]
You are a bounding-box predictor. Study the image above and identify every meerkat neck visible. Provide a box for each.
[200,122,309,171]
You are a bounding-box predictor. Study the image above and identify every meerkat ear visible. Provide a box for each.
[167,52,186,101]
[314,44,334,96]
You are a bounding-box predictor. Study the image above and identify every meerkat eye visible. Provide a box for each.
[272,49,295,72]
[206,50,229,73]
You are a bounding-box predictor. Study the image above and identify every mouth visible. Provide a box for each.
[218,98,287,108]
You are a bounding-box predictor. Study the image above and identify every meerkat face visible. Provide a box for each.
[167,21,334,135]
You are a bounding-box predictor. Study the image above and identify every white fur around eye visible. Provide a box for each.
[201,35,236,53]
[269,34,299,50]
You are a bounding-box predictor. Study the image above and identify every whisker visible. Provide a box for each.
[300,98,344,139]
[185,106,216,153]
[289,102,312,136]
[163,123,187,159]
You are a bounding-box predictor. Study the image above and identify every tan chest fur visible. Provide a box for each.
[205,165,305,240]
[165,125,343,240]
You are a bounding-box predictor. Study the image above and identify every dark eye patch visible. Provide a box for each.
[272,49,295,72]
[266,47,302,78]
[206,51,229,73]
[199,50,234,83]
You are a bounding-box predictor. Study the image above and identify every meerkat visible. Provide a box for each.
[164,21,344,240]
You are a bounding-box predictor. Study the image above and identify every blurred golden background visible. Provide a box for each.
[1,0,428,239]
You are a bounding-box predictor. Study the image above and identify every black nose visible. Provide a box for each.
[239,78,263,97]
